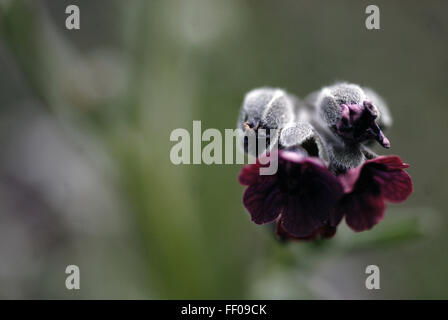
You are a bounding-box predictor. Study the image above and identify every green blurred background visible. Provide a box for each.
[0,0,447,299]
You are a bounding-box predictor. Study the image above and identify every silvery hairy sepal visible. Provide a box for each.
[237,87,295,156]
[279,121,314,148]
[316,82,367,127]
[313,82,391,174]
[279,121,329,162]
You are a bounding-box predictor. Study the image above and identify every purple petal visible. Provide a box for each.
[338,166,362,194]
[238,163,261,186]
[339,155,412,197]
[361,156,413,202]
[342,192,386,232]
[242,178,282,224]
[280,196,327,238]
[276,219,337,241]
[281,164,343,237]
[330,206,345,227]
[371,155,409,170]
[336,155,413,231]
[279,150,307,163]
[377,170,412,202]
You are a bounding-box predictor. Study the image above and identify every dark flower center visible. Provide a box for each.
[276,160,304,194]
[355,164,383,196]
[243,120,272,153]
[335,101,390,148]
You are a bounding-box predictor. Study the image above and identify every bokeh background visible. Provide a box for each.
[0,0,447,299]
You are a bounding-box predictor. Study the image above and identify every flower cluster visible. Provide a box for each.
[237,83,413,241]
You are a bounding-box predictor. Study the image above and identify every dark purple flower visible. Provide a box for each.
[336,101,390,148]
[238,150,343,239]
[332,156,413,232]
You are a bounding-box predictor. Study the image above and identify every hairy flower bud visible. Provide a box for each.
[279,121,314,148]
[316,83,366,126]
[279,121,329,163]
[315,82,390,149]
[237,87,295,156]
[308,82,393,173]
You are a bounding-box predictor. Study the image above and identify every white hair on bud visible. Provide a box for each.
[262,89,295,129]
[303,90,320,110]
[327,143,366,174]
[328,82,366,105]
[316,88,341,126]
[279,121,329,162]
[315,82,367,126]
[240,87,277,123]
[238,87,295,130]
[279,121,314,148]
[237,87,296,157]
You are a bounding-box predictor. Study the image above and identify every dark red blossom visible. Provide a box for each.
[332,156,413,232]
[336,101,390,148]
[238,151,343,239]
